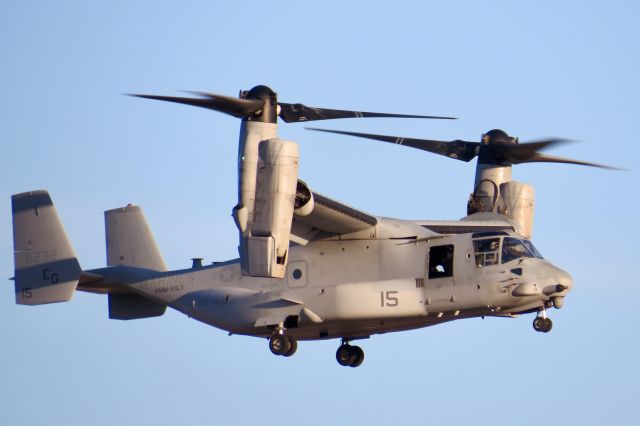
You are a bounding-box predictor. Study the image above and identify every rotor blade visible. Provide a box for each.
[280,103,456,123]
[307,128,479,162]
[510,153,620,169]
[489,138,619,169]
[489,138,573,163]
[128,93,263,118]
[510,137,573,152]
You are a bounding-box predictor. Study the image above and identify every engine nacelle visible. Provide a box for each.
[235,138,299,278]
[498,181,535,239]
[467,164,535,239]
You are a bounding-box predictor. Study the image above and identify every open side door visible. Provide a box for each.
[425,242,456,310]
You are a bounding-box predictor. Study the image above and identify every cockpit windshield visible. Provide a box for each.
[502,238,536,263]
[473,235,543,267]
[521,239,544,259]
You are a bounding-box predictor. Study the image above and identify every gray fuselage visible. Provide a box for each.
[87,218,572,341]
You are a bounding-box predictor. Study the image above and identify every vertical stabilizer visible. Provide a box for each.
[12,190,81,305]
[105,205,167,271]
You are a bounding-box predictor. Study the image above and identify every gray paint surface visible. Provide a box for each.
[11,189,572,347]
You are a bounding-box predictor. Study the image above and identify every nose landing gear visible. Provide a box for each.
[336,340,365,367]
[533,316,552,332]
[532,307,553,333]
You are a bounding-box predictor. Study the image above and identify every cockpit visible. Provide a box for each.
[472,232,544,267]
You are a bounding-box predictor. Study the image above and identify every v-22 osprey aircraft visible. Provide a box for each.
[11,85,610,367]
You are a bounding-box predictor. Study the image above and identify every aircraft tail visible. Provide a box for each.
[105,204,167,271]
[104,204,167,320]
[12,190,82,305]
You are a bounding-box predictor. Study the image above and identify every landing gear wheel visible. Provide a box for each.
[336,345,356,366]
[350,346,365,368]
[269,334,291,356]
[533,317,553,333]
[533,317,547,332]
[283,336,298,357]
[336,343,365,367]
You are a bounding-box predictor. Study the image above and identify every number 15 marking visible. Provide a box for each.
[380,291,399,307]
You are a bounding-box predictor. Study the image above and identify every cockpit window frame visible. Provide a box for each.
[472,235,544,267]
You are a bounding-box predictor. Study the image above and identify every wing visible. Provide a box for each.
[291,191,377,244]
[416,212,516,234]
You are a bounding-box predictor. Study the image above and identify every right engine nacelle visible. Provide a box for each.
[234,137,299,278]
[497,181,535,239]
[467,165,535,239]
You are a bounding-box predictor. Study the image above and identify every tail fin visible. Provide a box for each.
[105,205,167,271]
[12,190,82,305]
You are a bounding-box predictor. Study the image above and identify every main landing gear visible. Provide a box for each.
[336,340,365,368]
[268,331,366,367]
[269,332,297,357]
[532,307,553,333]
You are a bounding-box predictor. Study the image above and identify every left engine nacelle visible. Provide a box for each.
[234,138,299,278]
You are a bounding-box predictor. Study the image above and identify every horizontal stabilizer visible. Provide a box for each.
[12,190,81,305]
[108,293,166,320]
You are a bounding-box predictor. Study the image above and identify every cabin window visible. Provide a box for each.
[473,238,500,267]
[428,245,454,279]
[287,261,308,288]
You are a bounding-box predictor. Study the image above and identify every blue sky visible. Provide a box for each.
[1,1,638,425]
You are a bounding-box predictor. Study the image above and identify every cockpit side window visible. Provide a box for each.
[473,238,500,267]
[428,244,454,279]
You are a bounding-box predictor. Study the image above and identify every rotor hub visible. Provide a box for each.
[243,85,276,101]
[242,85,278,123]
[482,129,517,145]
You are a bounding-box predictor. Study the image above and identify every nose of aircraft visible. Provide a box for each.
[558,268,573,291]
[544,264,573,309]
